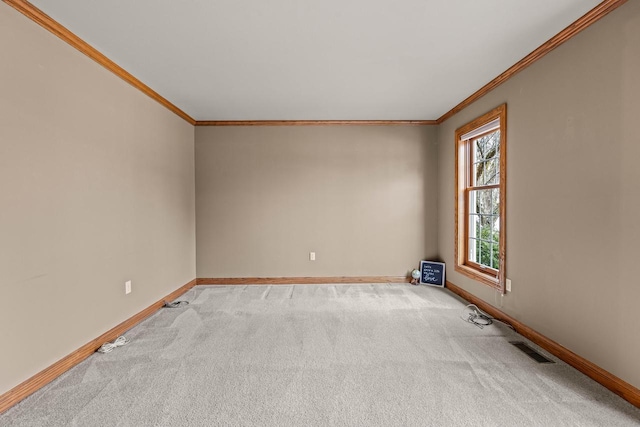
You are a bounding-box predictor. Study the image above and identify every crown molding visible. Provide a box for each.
[195,120,437,126]
[437,0,629,124]
[2,0,196,125]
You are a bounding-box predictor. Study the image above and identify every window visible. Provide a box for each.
[455,104,506,291]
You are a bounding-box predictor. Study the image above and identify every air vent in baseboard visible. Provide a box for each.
[510,341,555,364]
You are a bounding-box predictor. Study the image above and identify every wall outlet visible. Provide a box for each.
[309,252,316,261]
[125,280,132,294]
[505,278,512,292]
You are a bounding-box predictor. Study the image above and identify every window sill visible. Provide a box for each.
[454,264,500,290]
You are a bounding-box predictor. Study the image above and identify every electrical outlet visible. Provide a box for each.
[309,252,316,261]
[125,280,132,294]
[505,278,512,292]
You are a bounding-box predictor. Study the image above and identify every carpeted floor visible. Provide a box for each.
[2,284,640,426]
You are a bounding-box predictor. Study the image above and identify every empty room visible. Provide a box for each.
[1,0,639,425]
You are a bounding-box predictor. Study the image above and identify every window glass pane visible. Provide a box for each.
[469,214,480,239]
[472,161,480,186]
[484,131,500,161]
[469,191,478,215]
[469,237,477,261]
[474,130,500,161]
[491,188,499,214]
[470,190,478,214]
[486,132,500,160]
[468,188,501,269]
[472,131,500,187]
[474,161,487,186]
[491,219,499,243]
[483,191,493,215]
[484,158,499,185]
[491,244,500,269]
[469,189,494,215]
[474,139,485,162]
[489,243,494,269]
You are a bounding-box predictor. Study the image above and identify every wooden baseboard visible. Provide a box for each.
[0,278,197,414]
[445,280,640,408]
[10,277,635,413]
[197,276,410,285]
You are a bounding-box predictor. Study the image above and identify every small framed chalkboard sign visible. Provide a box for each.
[420,261,446,287]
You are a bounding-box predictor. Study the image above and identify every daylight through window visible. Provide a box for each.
[455,105,506,291]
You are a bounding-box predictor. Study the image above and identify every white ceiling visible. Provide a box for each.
[29,0,603,121]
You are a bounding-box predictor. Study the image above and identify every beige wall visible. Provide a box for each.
[437,2,640,388]
[196,126,438,278]
[2,0,639,402]
[0,4,196,395]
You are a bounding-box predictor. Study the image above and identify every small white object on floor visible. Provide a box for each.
[96,336,128,353]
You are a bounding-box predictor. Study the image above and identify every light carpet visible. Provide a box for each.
[2,284,640,426]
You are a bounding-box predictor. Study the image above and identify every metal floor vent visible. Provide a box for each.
[509,341,555,364]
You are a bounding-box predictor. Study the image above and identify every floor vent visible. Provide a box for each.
[509,341,555,364]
